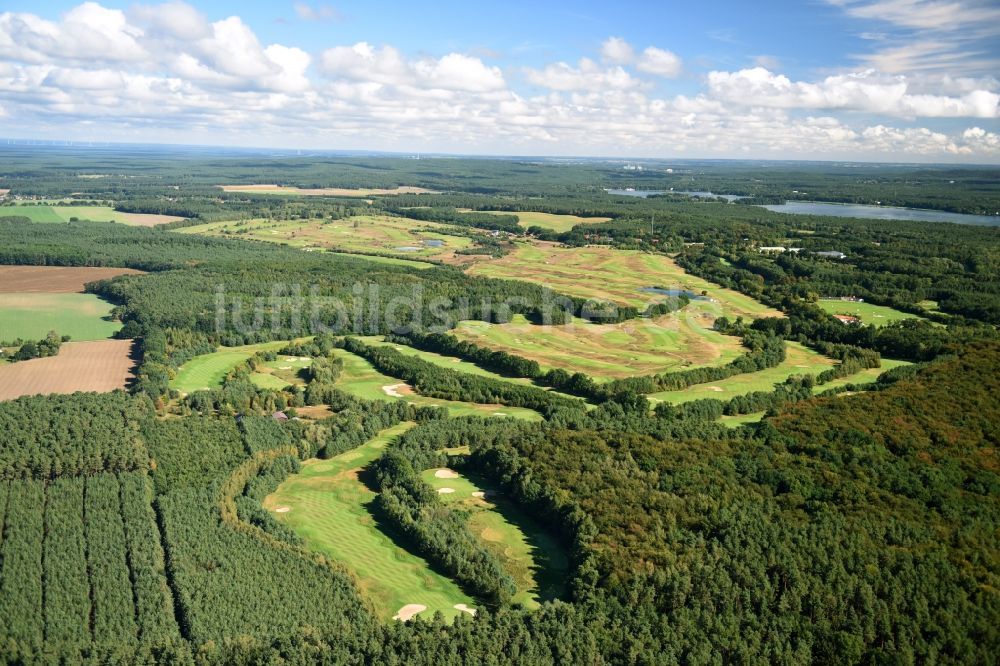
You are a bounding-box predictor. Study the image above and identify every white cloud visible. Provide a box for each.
[320,43,503,92]
[707,67,999,118]
[0,3,146,63]
[600,37,634,64]
[524,58,641,92]
[131,1,211,39]
[636,47,681,78]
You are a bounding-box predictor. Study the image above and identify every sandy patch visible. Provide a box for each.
[117,211,185,227]
[279,365,292,370]
[437,487,455,494]
[706,386,724,392]
[471,491,486,499]
[453,604,476,616]
[274,506,290,513]
[382,383,406,397]
[480,527,503,542]
[393,604,427,621]
[434,468,459,479]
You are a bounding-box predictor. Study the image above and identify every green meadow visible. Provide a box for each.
[816,300,921,327]
[0,293,121,342]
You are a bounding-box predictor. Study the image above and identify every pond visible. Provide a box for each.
[762,201,1000,226]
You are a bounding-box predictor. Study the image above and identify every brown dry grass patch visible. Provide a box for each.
[0,339,136,401]
[0,265,144,293]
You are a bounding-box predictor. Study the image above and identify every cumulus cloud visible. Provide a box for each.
[707,67,999,118]
[0,2,997,161]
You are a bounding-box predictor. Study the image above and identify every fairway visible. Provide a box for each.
[0,293,121,342]
[169,341,293,394]
[479,210,611,233]
[420,467,568,609]
[817,300,921,327]
[180,215,473,261]
[648,342,837,404]
[0,204,182,225]
[264,423,475,621]
[248,355,313,390]
[331,347,543,421]
[453,313,746,380]
[467,243,782,317]
[814,358,911,392]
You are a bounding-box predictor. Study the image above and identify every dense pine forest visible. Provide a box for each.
[0,149,997,664]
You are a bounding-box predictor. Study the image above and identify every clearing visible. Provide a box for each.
[420,466,568,609]
[0,204,183,226]
[0,266,143,293]
[467,243,782,317]
[817,300,922,327]
[219,184,436,196]
[648,342,837,404]
[179,215,473,262]
[452,313,746,381]
[331,347,543,421]
[475,210,611,233]
[0,293,123,342]
[0,339,135,401]
[264,423,474,621]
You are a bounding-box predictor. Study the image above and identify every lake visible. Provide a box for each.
[763,201,1000,226]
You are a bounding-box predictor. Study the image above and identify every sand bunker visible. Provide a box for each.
[393,604,427,621]
[434,468,459,479]
[279,366,292,370]
[454,604,476,616]
[471,491,486,499]
[437,487,455,494]
[382,384,406,397]
[706,386,724,392]
[274,506,290,513]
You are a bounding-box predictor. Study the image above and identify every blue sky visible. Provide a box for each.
[1,1,998,161]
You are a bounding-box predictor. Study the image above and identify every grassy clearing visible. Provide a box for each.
[476,210,611,233]
[265,423,474,621]
[719,412,765,428]
[179,215,473,260]
[331,347,542,421]
[817,300,921,327]
[453,313,745,381]
[0,293,121,342]
[0,204,180,225]
[420,466,568,609]
[169,341,292,394]
[814,358,911,393]
[648,342,837,404]
[467,243,781,318]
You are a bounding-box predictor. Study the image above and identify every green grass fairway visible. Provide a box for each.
[719,412,765,428]
[467,243,783,317]
[265,423,475,621]
[170,341,292,393]
[814,358,911,392]
[332,347,543,421]
[649,342,837,404]
[179,215,473,260]
[0,293,121,342]
[453,314,745,381]
[817,300,921,327]
[420,466,568,609]
[249,355,313,390]
[477,210,611,233]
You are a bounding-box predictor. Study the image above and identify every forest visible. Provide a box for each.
[0,149,997,664]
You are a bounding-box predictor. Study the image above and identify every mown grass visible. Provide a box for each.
[477,210,611,233]
[420,466,569,609]
[265,423,475,621]
[816,300,921,327]
[169,341,292,394]
[0,293,121,342]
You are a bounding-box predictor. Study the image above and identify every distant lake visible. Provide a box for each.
[606,188,746,202]
[605,188,664,198]
[763,201,1000,226]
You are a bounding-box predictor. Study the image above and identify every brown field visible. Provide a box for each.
[116,211,186,226]
[0,265,144,293]
[219,184,436,197]
[0,339,136,401]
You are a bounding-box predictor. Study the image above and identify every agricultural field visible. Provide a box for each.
[453,313,746,380]
[264,423,475,621]
[169,341,293,394]
[478,210,611,233]
[0,266,144,293]
[331,346,542,421]
[817,300,922,327]
[648,342,837,404]
[219,184,436,196]
[0,472,179,644]
[0,340,136,401]
[0,293,122,342]
[0,204,182,225]
[179,215,473,261]
[419,466,568,609]
[467,243,782,317]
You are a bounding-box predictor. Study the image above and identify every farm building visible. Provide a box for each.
[816,250,847,259]
[832,314,862,325]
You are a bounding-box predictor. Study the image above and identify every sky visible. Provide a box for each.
[0,0,998,162]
